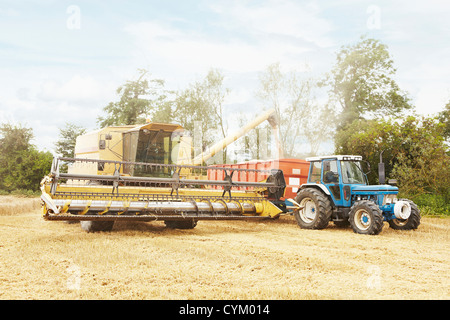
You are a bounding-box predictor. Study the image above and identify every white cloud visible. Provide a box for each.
[0,72,118,151]
[124,0,334,85]
[394,46,450,115]
[210,0,335,47]
[415,84,450,116]
[125,21,307,78]
[37,74,114,103]
[0,108,15,124]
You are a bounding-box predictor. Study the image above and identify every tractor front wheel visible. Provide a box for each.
[349,200,384,235]
[294,188,332,229]
[388,199,421,230]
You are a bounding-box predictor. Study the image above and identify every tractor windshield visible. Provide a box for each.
[340,161,366,184]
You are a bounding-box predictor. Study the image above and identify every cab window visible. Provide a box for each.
[340,161,366,184]
[323,160,339,183]
[308,161,322,183]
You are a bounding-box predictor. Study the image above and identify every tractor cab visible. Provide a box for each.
[293,155,421,235]
[304,155,398,208]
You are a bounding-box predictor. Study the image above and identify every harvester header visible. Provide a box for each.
[40,156,286,231]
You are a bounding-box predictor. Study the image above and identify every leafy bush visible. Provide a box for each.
[407,194,450,216]
[335,115,450,212]
[0,123,53,193]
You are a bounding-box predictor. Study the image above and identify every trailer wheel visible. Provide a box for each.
[164,219,197,229]
[294,188,332,229]
[80,221,115,232]
[388,199,421,230]
[349,201,383,235]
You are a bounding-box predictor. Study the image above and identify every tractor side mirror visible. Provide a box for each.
[388,179,397,186]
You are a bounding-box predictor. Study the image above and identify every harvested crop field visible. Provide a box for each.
[0,195,449,300]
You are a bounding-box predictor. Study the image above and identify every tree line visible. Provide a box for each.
[1,36,449,213]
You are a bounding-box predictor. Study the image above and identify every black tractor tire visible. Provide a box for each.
[164,219,197,229]
[349,200,384,235]
[80,221,115,232]
[294,188,332,229]
[388,199,421,230]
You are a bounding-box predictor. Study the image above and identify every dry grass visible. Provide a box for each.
[0,196,41,215]
[0,195,449,300]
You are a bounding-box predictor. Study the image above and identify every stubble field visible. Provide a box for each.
[0,195,448,300]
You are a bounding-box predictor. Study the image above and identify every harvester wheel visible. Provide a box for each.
[349,200,383,235]
[388,199,421,230]
[80,221,115,232]
[164,219,197,229]
[294,188,332,229]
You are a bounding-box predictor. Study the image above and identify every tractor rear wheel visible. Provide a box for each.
[349,200,383,235]
[388,199,421,230]
[294,188,332,229]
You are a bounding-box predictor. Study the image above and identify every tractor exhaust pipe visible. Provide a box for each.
[378,150,385,185]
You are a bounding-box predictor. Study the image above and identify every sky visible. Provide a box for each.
[0,0,449,154]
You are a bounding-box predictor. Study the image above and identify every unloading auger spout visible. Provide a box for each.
[40,157,286,231]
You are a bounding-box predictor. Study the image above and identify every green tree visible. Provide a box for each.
[257,62,332,157]
[335,116,449,202]
[438,100,450,143]
[391,116,449,201]
[0,123,53,192]
[97,69,171,127]
[172,69,230,161]
[54,122,86,158]
[323,37,412,129]
[335,118,396,184]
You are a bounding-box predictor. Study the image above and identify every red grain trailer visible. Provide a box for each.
[208,158,310,200]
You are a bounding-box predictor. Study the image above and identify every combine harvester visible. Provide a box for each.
[40,108,421,235]
[40,109,288,232]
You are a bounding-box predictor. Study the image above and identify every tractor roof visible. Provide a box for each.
[306,155,362,162]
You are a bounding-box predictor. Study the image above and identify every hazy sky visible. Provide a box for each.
[0,0,449,153]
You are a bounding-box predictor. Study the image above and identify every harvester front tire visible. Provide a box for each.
[294,188,332,230]
[164,219,197,229]
[388,199,421,230]
[349,200,383,235]
[80,221,115,232]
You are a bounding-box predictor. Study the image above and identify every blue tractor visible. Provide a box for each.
[292,155,421,235]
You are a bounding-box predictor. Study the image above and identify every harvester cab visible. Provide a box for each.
[68,122,192,178]
[292,155,421,235]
